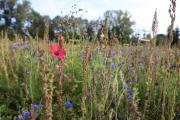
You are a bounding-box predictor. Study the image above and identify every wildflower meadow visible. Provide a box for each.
[0,0,180,120]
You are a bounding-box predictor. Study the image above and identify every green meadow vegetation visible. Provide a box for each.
[0,0,180,120]
[0,36,179,120]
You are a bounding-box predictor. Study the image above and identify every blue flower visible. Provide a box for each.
[95,47,99,53]
[126,79,133,84]
[127,88,133,101]
[111,51,116,56]
[22,43,29,49]
[127,88,133,95]
[111,63,116,69]
[11,44,19,49]
[64,101,73,108]
[127,95,133,101]
[23,111,30,118]
[33,104,39,110]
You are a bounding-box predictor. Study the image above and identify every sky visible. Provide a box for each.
[29,0,180,34]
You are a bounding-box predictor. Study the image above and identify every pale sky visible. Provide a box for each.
[29,0,180,34]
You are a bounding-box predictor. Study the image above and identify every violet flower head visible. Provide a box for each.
[22,42,29,49]
[23,111,30,119]
[33,104,39,110]
[64,101,73,108]
[95,47,99,53]
[127,88,133,101]
[111,63,116,69]
[111,51,116,56]
[126,79,133,84]
[127,88,133,95]
[11,43,19,49]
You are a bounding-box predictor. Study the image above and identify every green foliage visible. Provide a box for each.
[104,10,135,44]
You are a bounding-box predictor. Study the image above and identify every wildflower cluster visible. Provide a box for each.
[16,104,43,120]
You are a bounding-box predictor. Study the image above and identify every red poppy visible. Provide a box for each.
[49,44,66,60]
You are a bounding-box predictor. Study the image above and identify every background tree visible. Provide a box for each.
[27,9,44,38]
[171,27,179,47]
[104,10,134,44]
[0,0,31,39]
[156,34,166,46]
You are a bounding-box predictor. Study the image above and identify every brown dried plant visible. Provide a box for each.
[165,0,176,48]
[151,8,158,47]
[44,19,49,44]
[39,51,54,120]
[81,44,89,120]
[102,18,109,47]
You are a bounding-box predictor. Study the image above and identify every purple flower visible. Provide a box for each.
[64,101,73,108]
[23,111,30,118]
[126,79,133,84]
[33,104,39,110]
[22,44,29,49]
[127,88,133,101]
[111,51,116,56]
[111,63,116,69]
[11,44,19,49]
[127,95,133,101]
[95,47,99,53]
[127,88,133,95]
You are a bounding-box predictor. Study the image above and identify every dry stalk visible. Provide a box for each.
[44,19,49,44]
[151,8,158,47]
[165,0,176,48]
[102,18,109,47]
[82,44,89,120]
[56,36,65,119]
[57,61,63,119]
[39,50,53,120]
